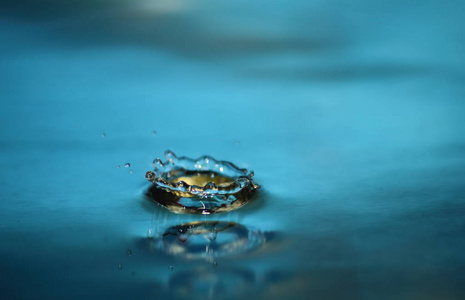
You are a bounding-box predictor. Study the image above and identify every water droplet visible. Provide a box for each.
[164,150,177,161]
[147,228,155,239]
[116,165,120,168]
[169,266,174,271]
[151,130,157,135]
[118,264,123,270]
[145,171,155,181]
[101,133,106,138]
[234,141,241,145]
[177,181,188,188]
[129,170,134,174]
[204,182,216,191]
[124,163,131,168]
[213,261,218,267]
[153,158,164,168]
[126,249,132,256]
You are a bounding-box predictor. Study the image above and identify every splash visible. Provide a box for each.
[145,150,260,214]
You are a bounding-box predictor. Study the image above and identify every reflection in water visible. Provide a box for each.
[256,270,359,300]
[164,268,359,300]
[4,0,465,299]
[168,267,255,300]
[147,221,271,259]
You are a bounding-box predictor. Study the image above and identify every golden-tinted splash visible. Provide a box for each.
[146,150,260,214]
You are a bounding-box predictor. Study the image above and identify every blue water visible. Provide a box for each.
[1,1,465,299]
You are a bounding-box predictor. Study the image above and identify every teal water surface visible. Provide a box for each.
[1,1,465,299]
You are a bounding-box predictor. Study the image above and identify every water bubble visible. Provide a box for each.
[124,163,131,168]
[169,266,174,271]
[151,130,157,135]
[126,249,132,256]
[101,133,106,138]
[147,228,155,239]
[116,165,120,168]
[118,264,123,270]
[129,170,134,174]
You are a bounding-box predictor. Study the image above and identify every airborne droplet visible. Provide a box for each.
[124,163,131,168]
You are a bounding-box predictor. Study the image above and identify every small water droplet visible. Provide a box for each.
[118,264,123,270]
[101,133,106,138]
[151,130,157,135]
[129,170,134,174]
[169,266,174,271]
[116,165,120,168]
[145,171,155,181]
[213,261,218,267]
[126,249,132,256]
[234,141,241,145]
[147,228,155,239]
[124,163,131,168]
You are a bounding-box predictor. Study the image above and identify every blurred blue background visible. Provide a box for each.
[1,1,465,299]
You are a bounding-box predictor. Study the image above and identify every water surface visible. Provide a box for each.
[1,1,465,299]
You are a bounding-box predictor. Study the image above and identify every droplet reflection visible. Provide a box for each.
[147,221,271,260]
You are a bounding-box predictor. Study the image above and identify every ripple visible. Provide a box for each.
[145,221,270,260]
